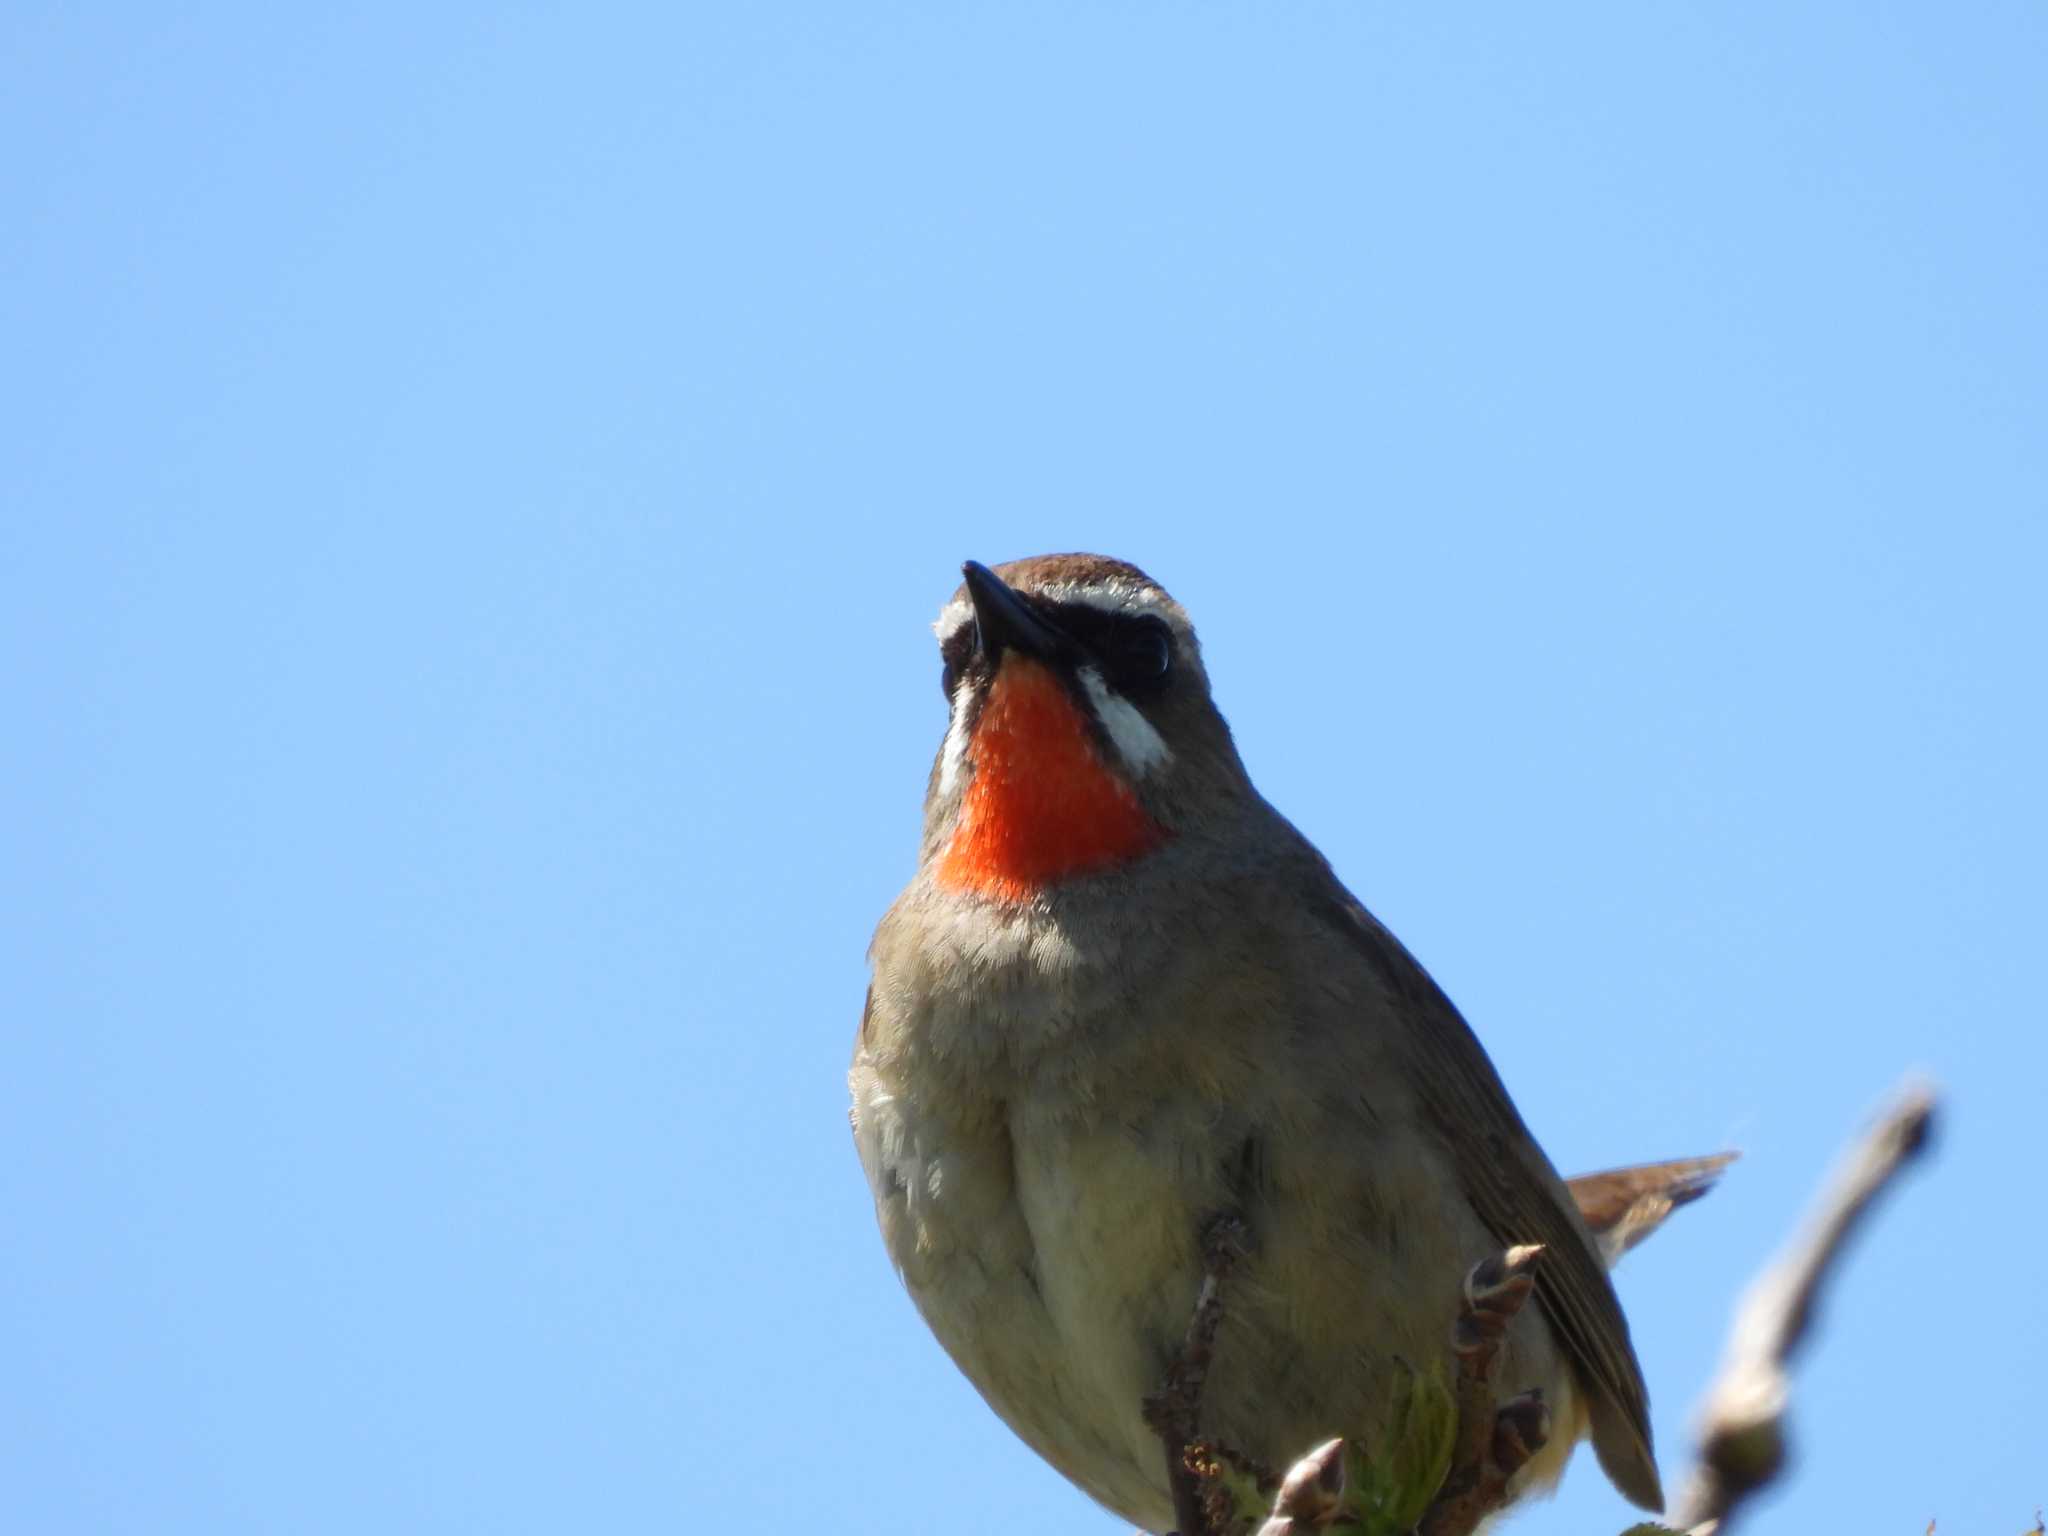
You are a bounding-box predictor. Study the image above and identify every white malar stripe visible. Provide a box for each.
[1078,666,1172,777]
[935,689,972,796]
[932,597,975,643]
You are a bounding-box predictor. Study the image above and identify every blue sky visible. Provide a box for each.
[4,5,2042,1533]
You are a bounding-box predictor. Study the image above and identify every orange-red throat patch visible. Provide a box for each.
[935,658,1164,904]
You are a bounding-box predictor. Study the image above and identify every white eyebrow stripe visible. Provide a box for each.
[1078,665,1172,777]
[931,581,1172,641]
[1028,580,1172,618]
[932,598,975,643]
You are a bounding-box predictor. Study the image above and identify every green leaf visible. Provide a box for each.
[1381,1364,1458,1531]
[1337,1363,1460,1536]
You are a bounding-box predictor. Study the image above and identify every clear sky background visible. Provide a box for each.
[5,6,2043,1534]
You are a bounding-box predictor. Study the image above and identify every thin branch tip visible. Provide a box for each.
[1670,1074,1940,1535]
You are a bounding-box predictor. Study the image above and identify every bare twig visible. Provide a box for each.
[1146,1213,1252,1536]
[1417,1245,1547,1536]
[1251,1437,1346,1536]
[1670,1077,1938,1535]
[1449,1246,1543,1471]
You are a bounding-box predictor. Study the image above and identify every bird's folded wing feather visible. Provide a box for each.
[1329,897,1665,1513]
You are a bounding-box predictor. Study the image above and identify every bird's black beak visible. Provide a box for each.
[962,560,1071,664]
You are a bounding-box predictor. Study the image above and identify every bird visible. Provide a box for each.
[850,553,1714,1532]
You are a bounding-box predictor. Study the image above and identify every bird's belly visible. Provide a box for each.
[1012,1092,1583,1529]
[855,1060,1581,1534]
[852,1066,1188,1528]
[1001,1097,1221,1526]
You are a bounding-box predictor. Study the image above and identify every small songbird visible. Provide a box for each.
[851,555,1708,1531]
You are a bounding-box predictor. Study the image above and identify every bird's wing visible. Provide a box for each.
[1568,1153,1737,1268]
[1328,896,1665,1512]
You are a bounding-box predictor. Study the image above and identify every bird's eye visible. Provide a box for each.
[1113,618,1173,687]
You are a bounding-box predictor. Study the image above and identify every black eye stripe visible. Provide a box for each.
[1035,602,1166,651]
[933,599,1174,699]
[1039,603,1173,691]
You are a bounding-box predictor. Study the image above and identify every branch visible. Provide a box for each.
[1669,1077,1938,1535]
[1417,1245,1547,1536]
[1148,1214,1252,1536]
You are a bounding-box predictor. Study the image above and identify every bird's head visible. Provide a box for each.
[919,554,1251,904]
